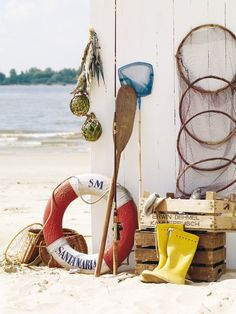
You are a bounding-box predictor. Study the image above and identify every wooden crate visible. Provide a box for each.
[136,262,226,282]
[135,230,226,282]
[139,194,236,231]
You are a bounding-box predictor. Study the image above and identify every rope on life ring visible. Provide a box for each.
[43,174,138,274]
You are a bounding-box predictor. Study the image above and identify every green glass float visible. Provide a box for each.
[82,112,102,142]
[70,92,90,117]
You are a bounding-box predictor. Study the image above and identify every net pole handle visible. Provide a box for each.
[113,0,118,276]
[95,166,116,277]
[138,97,141,110]
[138,100,142,220]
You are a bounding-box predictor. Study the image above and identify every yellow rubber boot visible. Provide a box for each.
[151,229,199,284]
[139,224,184,283]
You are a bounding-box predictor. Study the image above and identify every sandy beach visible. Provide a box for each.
[0,146,91,248]
[1,145,236,314]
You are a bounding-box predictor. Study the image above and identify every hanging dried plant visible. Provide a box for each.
[70,28,104,142]
[72,28,104,95]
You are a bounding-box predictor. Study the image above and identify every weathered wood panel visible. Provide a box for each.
[135,247,226,265]
[188,263,226,282]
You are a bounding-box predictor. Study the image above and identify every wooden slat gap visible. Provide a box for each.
[191,261,226,268]
[136,245,156,249]
[196,246,225,252]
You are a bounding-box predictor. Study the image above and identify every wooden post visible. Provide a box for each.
[205,191,216,200]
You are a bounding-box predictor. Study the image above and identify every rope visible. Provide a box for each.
[78,190,109,205]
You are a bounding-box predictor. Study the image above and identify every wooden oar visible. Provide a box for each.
[95,85,137,277]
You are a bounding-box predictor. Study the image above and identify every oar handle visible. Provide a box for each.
[112,150,121,275]
[95,175,115,276]
[95,153,121,277]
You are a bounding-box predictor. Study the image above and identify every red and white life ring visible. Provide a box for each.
[43,174,138,273]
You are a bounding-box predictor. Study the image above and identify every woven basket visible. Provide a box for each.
[19,228,44,265]
[39,229,88,268]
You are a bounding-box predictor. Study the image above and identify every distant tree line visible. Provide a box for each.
[0,68,78,85]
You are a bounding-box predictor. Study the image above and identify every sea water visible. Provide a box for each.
[0,85,88,151]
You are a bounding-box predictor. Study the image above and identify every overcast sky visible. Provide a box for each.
[0,0,90,75]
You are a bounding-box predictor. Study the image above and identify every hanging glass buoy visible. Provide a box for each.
[70,92,90,117]
[70,28,104,143]
[82,112,102,142]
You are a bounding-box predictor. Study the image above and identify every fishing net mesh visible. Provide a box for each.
[3,223,43,267]
[176,24,236,197]
[118,62,154,98]
[177,24,236,93]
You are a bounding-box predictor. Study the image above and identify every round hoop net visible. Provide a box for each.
[176,24,236,93]
[176,25,236,198]
[3,223,43,266]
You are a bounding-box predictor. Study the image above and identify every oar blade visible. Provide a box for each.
[115,85,137,153]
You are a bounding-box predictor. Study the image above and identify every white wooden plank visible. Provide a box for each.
[117,0,176,200]
[90,0,115,252]
[173,0,228,198]
[154,198,216,213]
[223,0,236,201]
[141,196,236,214]
[207,0,226,24]
[139,211,216,230]
[139,210,236,231]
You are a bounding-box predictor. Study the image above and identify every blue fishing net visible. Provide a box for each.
[118,62,154,108]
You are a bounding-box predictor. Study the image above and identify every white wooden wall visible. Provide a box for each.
[90,0,236,269]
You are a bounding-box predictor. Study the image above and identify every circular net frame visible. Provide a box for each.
[176,74,236,197]
[176,24,236,93]
[3,223,43,266]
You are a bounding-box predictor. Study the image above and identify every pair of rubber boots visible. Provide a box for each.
[140,224,199,284]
